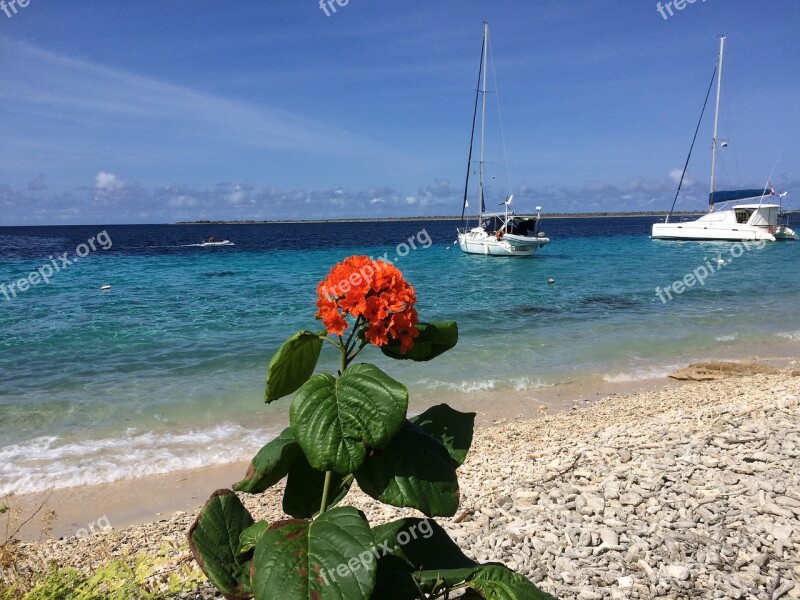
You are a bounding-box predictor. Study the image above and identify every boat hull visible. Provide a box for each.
[652,205,796,242]
[457,232,549,257]
[651,223,776,242]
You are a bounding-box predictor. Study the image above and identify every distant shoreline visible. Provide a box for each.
[174,211,702,225]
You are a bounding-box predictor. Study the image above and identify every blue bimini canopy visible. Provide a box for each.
[710,189,771,204]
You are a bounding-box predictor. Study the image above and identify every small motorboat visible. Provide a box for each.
[200,237,234,247]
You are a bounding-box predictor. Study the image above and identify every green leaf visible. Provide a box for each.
[416,566,482,589]
[463,564,558,600]
[368,523,556,599]
[265,331,324,403]
[380,321,458,362]
[233,428,301,494]
[188,489,254,600]
[239,522,270,554]
[283,460,353,519]
[370,518,477,600]
[290,363,408,475]
[251,507,376,600]
[415,565,557,599]
[355,422,460,517]
[410,404,475,466]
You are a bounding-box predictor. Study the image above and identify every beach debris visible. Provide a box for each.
[668,361,781,380]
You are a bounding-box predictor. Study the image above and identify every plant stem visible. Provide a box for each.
[340,338,348,374]
[320,336,342,350]
[342,316,363,356]
[321,318,363,516]
[320,470,333,514]
[341,316,366,369]
[430,582,467,599]
[347,338,370,363]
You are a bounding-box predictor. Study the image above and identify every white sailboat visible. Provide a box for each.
[456,22,550,257]
[652,36,798,242]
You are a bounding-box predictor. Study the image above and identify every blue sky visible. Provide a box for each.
[1,1,799,224]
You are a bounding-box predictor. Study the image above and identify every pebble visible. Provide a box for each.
[666,564,691,581]
[10,368,800,600]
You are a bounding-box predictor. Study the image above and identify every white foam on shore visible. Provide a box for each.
[602,365,677,384]
[0,424,275,496]
[418,376,551,394]
[778,330,800,342]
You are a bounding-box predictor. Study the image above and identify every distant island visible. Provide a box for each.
[174,211,705,225]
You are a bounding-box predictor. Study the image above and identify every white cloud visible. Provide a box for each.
[95,172,123,193]
[168,195,198,208]
[669,168,692,187]
[0,38,398,172]
[8,174,791,226]
[225,183,253,205]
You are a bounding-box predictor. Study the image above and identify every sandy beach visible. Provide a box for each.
[4,362,800,599]
[6,375,686,543]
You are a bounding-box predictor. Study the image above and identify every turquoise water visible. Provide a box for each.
[1,219,799,494]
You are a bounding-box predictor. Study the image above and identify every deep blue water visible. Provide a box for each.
[1,217,799,493]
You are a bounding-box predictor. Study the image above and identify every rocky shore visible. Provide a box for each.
[5,366,800,599]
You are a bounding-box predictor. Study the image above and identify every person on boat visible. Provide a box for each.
[207,235,217,243]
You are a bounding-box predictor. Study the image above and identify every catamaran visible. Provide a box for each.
[652,36,798,242]
[456,22,550,257]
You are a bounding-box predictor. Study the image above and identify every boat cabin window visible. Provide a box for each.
[735,209,753,224]
[481,216,505,232]
[506,218,538,236]
[480,215,539,235]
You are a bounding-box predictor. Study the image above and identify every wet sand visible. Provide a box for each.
[5,362,799,599]
[8,375,687,541]
[6,347,799,542]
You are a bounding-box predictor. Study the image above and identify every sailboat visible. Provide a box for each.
[652,36,798,242]
[456,22,550,257]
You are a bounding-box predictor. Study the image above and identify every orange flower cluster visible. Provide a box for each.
[316,256,419,353]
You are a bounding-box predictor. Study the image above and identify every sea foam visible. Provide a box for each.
[778,330,800,342]
[602,365,678,384]
[0,424,275,496]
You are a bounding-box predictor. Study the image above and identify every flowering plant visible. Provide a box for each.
[188,257,555,600]
[316,256,419,353]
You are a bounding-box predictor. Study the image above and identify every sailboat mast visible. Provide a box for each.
[461,23,485,226]
[478,22,488,220]
[709,35,725,212]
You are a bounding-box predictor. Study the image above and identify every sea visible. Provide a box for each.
[2,216,799,496]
